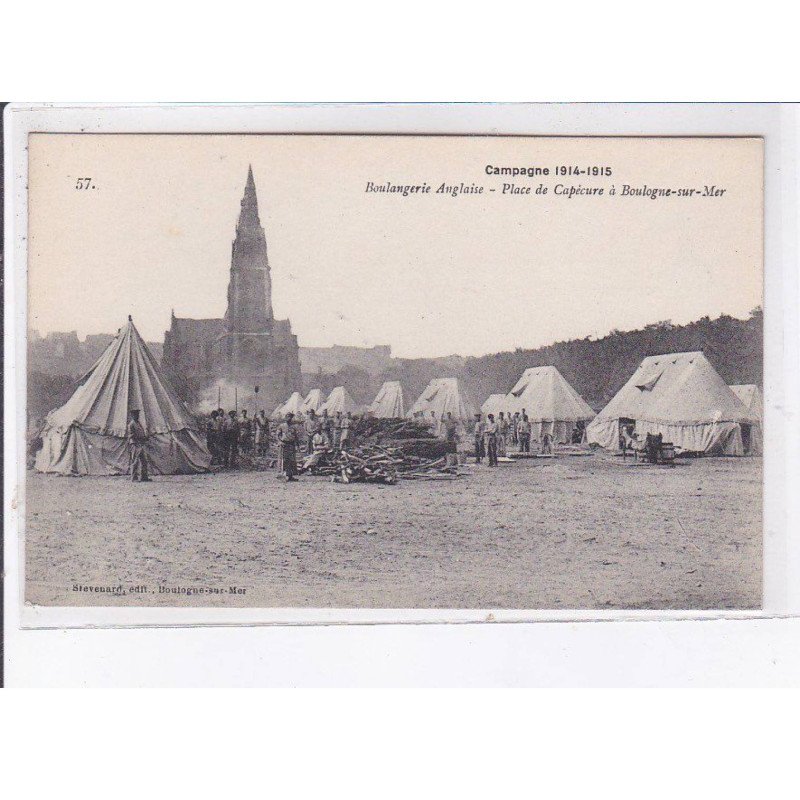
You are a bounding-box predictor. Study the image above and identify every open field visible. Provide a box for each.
[24,453,762,609]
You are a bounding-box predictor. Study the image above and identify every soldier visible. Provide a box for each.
[340,411,353,451]
[442,411,458,467]
[206,410,219,465]
[497,412,508,457]
[518,412,532,453]
[484,413,499,467]
[222,410,240,468]
[472,413,485,463]
[320,409,333,448]
[127,409,151,482]
[300,428,330,474]
[333,411,343,450]
[512,411,521,446]
[304,409,320,455]
[541,427,554,456]
[277,412,299,481]
[254,409,269,456]
[240,409,253,455]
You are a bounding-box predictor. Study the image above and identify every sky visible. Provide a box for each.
[28,134,763,358]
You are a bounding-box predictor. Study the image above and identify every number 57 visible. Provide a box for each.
[75,177,93,190]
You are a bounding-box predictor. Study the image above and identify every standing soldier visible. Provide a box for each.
[215,408,225,461]
[340,411,353,452]
[127,409,151,482]
[512,411,521,447]
[206,410,219,465]
[472,413,485,463]
[304,409,319,455]
[518,412,532,453]
[320,409,333,448]
[333,411,344,450]
[442,411,458,467]
[254,409,268,457]
[541,427,554,456]
[222,410,240,468]
[240,409,253,456]
[484,413,499,467]
[277,412,299,481]
[497,412,508,457]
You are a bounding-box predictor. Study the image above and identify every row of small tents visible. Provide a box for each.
[273,378,471,422]
[34,318,763,477]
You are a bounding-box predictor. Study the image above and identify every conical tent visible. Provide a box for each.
[35,318,211,476]
[730,384,763,455]
[586,351,755,455]
[368,381,405,418]
[272,391,303,419]
[299,388,324,416]
[320,386,361,415]
[407,378,477,425]
[481,393,511,418]
[506,366,595,443]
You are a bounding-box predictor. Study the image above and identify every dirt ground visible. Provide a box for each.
[24,453,762,609]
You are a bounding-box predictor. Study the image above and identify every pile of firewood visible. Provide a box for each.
[309,442,468,484]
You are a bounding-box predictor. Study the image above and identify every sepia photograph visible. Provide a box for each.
[22,132,763,611]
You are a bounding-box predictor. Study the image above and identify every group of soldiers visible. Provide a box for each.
[202,407,356,480]
[469,410,583,467]
[204,408,271,468]
[470,411,534,467]
[274,409,355,482]
[414,408,574,468]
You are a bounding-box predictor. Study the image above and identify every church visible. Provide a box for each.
[162,166,302,410]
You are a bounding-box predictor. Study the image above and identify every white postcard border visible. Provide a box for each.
[5,102,797,631]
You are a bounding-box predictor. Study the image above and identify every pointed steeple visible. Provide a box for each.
[237,164,260,230]
[224,166,274,333]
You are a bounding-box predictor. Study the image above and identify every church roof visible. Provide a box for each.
[170,317,224,342]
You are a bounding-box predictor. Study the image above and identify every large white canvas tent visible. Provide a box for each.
[506,366,595,443]
[586,351,757,455]
[320,386,361,415]
[272,391,304,418]
[407,378,477,426]
[35,318,211,476]
[299,388,324,416]
[730,384,763,455]
[368,381,405,418]
[480,393,511,418]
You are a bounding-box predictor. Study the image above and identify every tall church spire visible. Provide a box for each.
[223,166,274,332]
[238,164,259,229]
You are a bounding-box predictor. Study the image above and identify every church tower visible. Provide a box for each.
[208,166,302,408]
[223,165,274,331]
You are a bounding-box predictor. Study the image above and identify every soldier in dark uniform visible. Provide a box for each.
[222,410,240,468]
[206,410,219,464]
[277,412,299,481]
[127,409,151,482]
[240,410,253,455]
[472,413,485,463]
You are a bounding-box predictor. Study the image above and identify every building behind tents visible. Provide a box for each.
[35,319,211,476]
[505,365,595,443]
[586,351,757,455]
[368,381,405,418]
